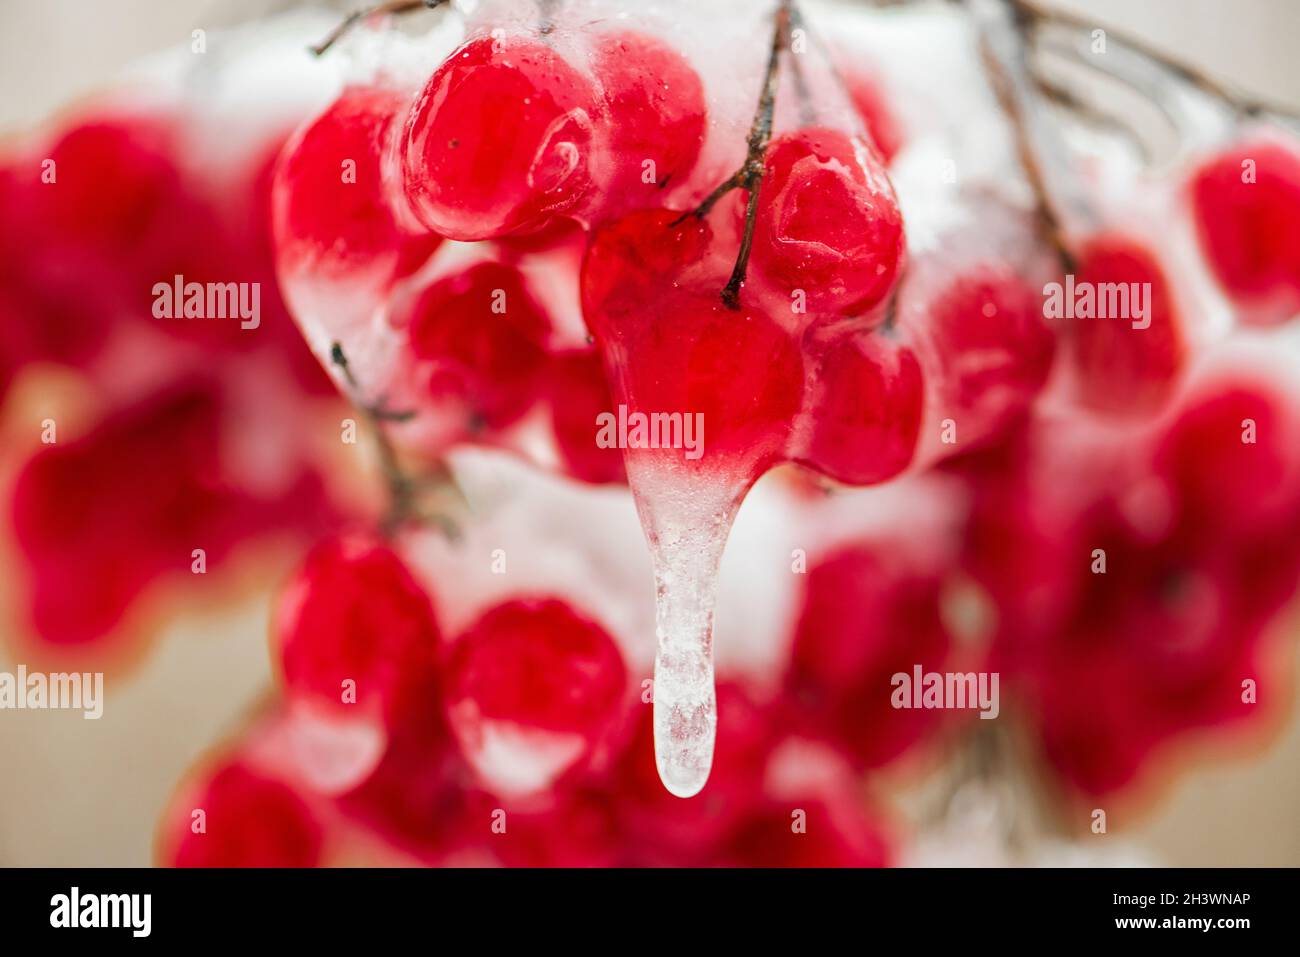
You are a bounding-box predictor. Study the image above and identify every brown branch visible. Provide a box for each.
[786,3,817,126]
[672,0,794,309]
[536,0,559,36]
[1009,0,1300,124]
[1028,67,1153,164]
[310,0,447,57]
[330,342,462,539]
[978,35,1076,274]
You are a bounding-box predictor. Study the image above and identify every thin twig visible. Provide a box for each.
[1009,0,1300,123]
[672,0,794,309]
[310,0,447,57]
[536,0,559,36]
[978,34,1076,274]
[786,3,817,126]
[330,341,462,539]
[1028,68,1153,163]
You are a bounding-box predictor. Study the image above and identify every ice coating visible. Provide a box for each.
[635,471,742,798]
[272,0,1067,800]
[551,0,890,797]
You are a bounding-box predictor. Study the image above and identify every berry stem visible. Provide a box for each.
[673,0,794,310]
[536,0,559,36]
[309,0,447,57]
[1009,0,1300,124]
[329,341,463,539]
[786,4,817,126]
[1027,70,1155,164]
[977,29,1077,273]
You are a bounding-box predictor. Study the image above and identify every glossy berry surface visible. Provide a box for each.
[1190,139,1300,324]
[546,348,628,485]
[750,127,905,317]
[582,209,804,475]
[162,761,323,868]
[400,260,553,431]
[273,535,441,727]
[445,598,626,736]
[274,86,439,282]
[590,30,707,217]
[443,598,627,792]
[402,35,599,240]
[794,327,923,485]
[1068,236,1185,417]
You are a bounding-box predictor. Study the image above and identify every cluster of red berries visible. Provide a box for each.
[3,2,1300,866]
[1,104,346,651]
[271,11,923,494]
[159,528,893,866]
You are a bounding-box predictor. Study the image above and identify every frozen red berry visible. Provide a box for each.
[399,260,553,430]
[273,86,440,284]
[795,327,923,485]
[917,264,1056,448]
[1067,235,1186,417]
[273,534,441,728]
[160,760,323,868]
[750,127,905,317]
[582,209,804,476]
[402,35,599,240]
[1190,138,1300,325]
[444,598,627,794]
[547,348,627,485]
[590,31,706,217]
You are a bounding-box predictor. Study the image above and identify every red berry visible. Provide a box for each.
[794,327,923,485]
[338,669,466,861]
[786,545,953,768]
[29,117,186,257]
[23,116,227,317]
[1154,381,1300,537]
[231,140,340,396]
[274,86,439,283]
[161,760,323,868]
[1190,138,1300,324]
[273,534,441,728]
[488,788,625,867]
[590,31,706,217]
[444,598,627,793]
[547,349,627,485]
[11,379,333,648]
[608,682,776,862]
[402,35,598,240]
[1067,236,1186,416]
[917,264,1056,448]
[581,207,715,318]
[1030,507,1278,795]
[0,249,123,372]
[399,260,553,430]
[750,127,905,317]
[719,794,890,867]
[583,209,804,475]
